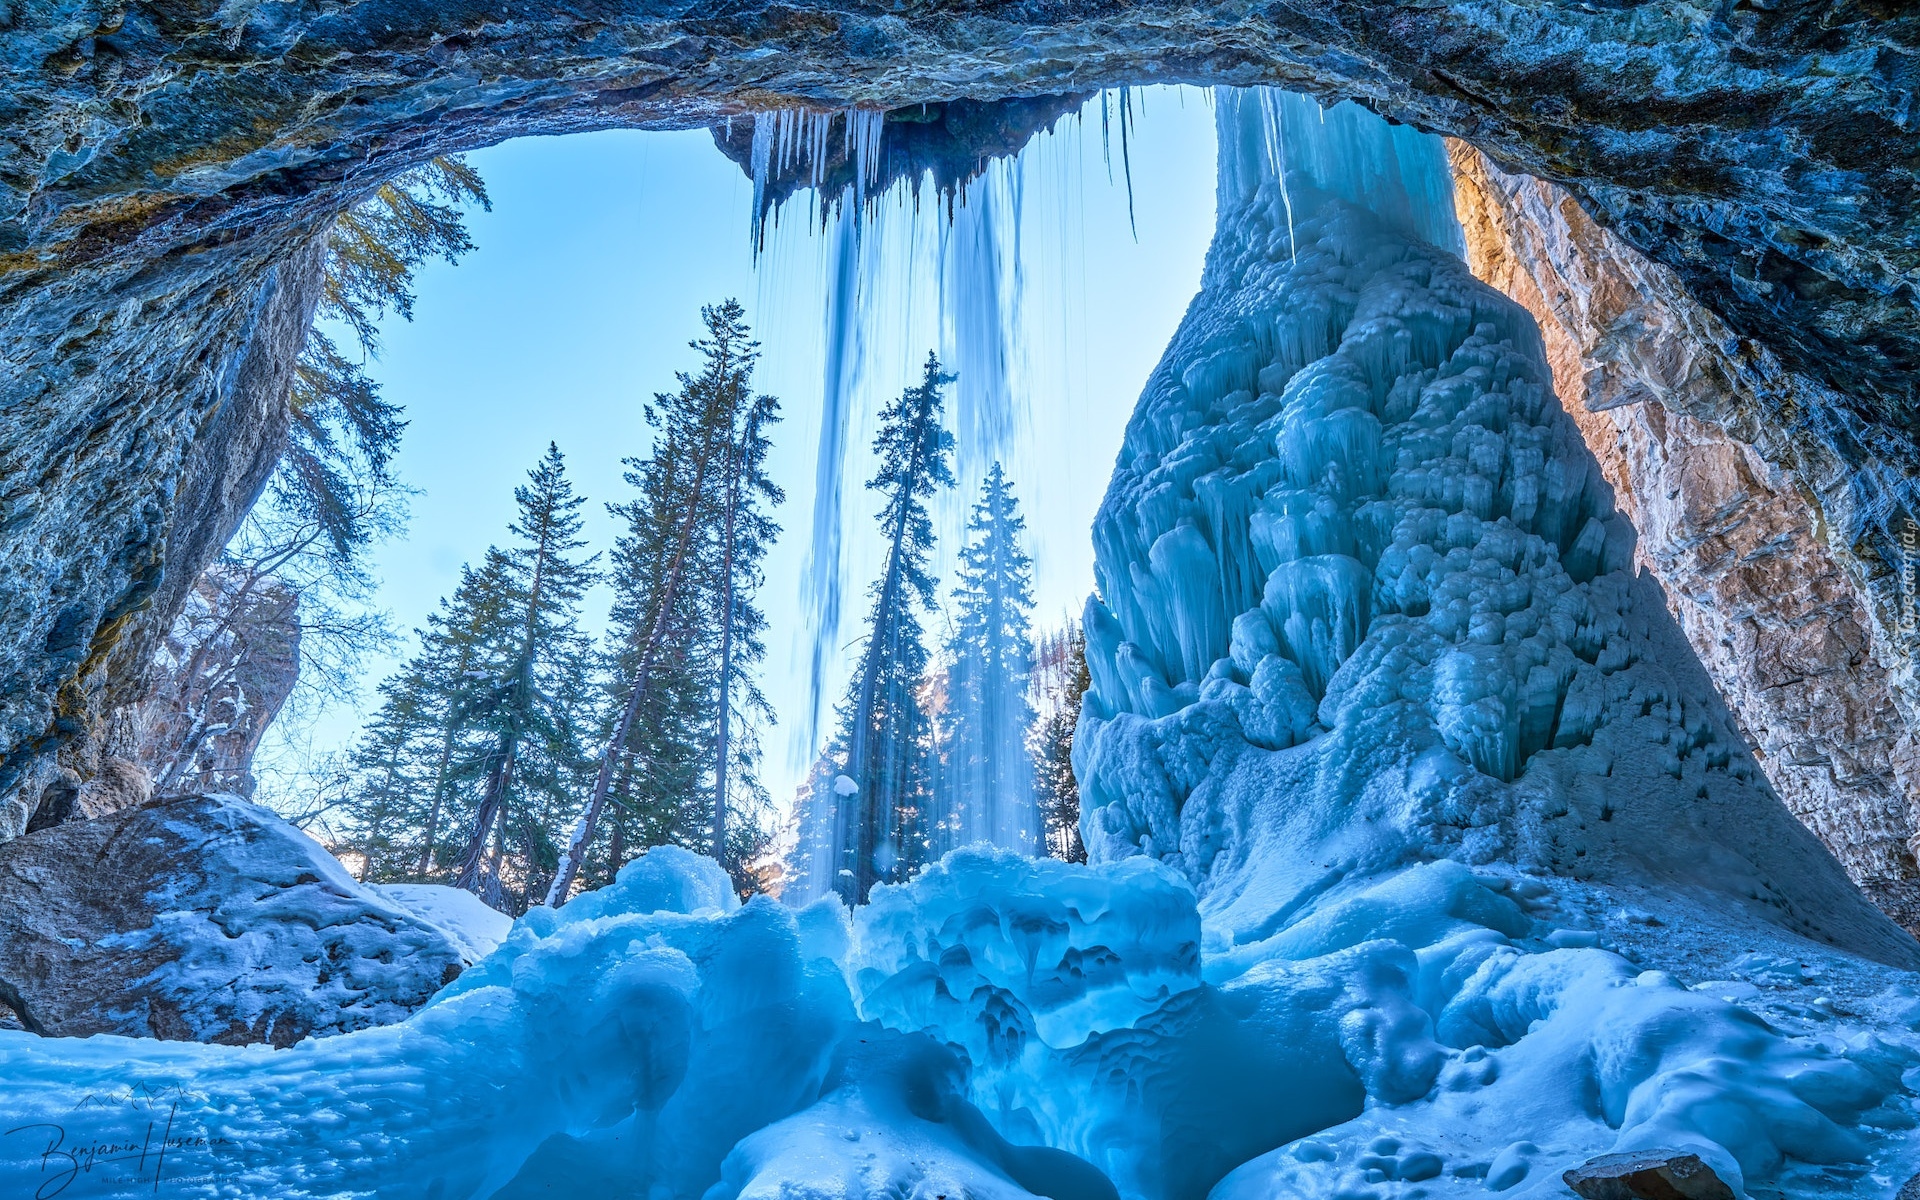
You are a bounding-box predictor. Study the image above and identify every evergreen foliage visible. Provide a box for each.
[185,157,487,817]
[829,353,956,904]
[448,445,598,909]
[934,463,1038,856]
[282,156,489,557]
[550,301,783,904]
[334,446,595,913]
[710,385,785,892]
[1029,620,1089,863]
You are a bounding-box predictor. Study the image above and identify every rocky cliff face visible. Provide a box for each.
[1451,146,1920,934]
[0,232,321,839]
[0,2,1915,828]
[123,563,301,800]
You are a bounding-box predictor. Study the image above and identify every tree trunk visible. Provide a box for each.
[456,737,518,892]
[712,415,743,865]
[455,499,554,898]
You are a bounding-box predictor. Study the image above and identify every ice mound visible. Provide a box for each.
[7,845,1914,1198]
[1075,89,1916,973]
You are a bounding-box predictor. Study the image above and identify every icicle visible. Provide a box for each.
[1119,86,1138,241]
[1256,90,1298,265]
[801,202,866,758]
[749,115,774,251]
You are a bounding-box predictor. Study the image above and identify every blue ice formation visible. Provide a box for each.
[7,92,1920,1200]
[5,842,1917,1198]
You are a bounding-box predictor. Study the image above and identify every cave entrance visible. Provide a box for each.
[200,88,1221,907]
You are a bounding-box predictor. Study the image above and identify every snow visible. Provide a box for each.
[374,884,514,962]
[6,91,1920,1200]
[8,845,1916,1198]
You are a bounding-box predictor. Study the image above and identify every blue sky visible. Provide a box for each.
[270,87,1220,811]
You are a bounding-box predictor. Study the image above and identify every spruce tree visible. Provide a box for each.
[450,444,597,910]
[1030,620,1089,863]
[938,463,1038,856]
[832,352,956,904]
[337,669,433,880]
[549,300,779,904]
[333,566,505,883]
[710,387,784,887]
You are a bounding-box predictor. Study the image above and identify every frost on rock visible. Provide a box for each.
[7,93,1920,1200]
[0,794,466,1047]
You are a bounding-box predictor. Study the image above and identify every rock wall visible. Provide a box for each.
[123,563,301,800]
[1450,145,1920,934]
[0,1,1915,825]
[0,233,323,839]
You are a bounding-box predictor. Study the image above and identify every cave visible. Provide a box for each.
[4,2,1920,1197]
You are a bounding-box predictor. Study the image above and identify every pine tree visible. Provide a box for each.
[831,353,956,904]
[334,446,594,912]
[336,670,432,880]
[549,300,780,904]
[938,463,1038,856]
[333,556,506,883]
[450,444,597,910]
[286,155,490,556]
[1030,620,1089,863]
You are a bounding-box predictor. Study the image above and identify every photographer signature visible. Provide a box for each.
[5,1087,234,1199]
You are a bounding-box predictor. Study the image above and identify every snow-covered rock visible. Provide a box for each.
[0,793,466,1045]
[376,884,514,962]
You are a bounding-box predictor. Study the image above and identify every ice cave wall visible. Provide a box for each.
[1449,147,1920,936]
[0,0,1914,832]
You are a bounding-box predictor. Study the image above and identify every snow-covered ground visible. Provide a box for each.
[3,91,1918,1200]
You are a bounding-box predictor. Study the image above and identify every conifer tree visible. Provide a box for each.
[1030,620,1089,863]
[334,446,594,912]
[938,463,1038,855]
[710,387,784,884]
[451,444,597,909]
[410,577,502,877]
[334,558,495,879]
[549,301,778,904]
[337,670,432,880]
[832,353,956,904]
[287,156,490,556]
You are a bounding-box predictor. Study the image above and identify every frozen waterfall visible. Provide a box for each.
[747,109,1033,764]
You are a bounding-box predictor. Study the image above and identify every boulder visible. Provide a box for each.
[1563,1151,1736,1200]
[0,794,467,1046]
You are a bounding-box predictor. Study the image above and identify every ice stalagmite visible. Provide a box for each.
[1077,89,1907,955]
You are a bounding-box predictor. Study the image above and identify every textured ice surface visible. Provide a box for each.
[6,93,1920,1199]
[4,846,1917,1198]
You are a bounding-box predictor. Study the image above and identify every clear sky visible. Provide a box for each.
[265,86,1220,813]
